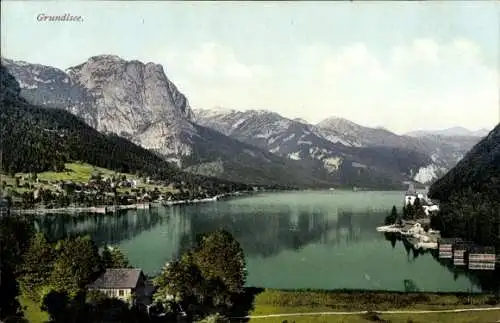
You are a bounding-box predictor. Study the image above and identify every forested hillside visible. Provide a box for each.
[0,65,251,190]
[428,124,500,249]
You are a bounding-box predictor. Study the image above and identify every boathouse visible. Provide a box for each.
[438,238,462,259]
[452,241,474,266]
[466,246,496,270]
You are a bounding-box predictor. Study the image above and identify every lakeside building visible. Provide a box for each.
[438,238,463,259]
[404,183,428,206]
[87,268,152,306]
[466,246,496,271]
[453,241,474,266]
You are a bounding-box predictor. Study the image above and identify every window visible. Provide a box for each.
[119,289,124,296]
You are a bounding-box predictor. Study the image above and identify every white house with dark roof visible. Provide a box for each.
[87,268,148,305]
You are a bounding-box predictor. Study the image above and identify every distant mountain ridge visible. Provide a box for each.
[195,109,483,184]
[2,55,483,187]
[405,126,490,138]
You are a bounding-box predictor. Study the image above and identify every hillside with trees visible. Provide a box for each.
[428,124,500,250]
[0,64,254,192]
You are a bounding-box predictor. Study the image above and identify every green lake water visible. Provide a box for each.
[35,190,499,293]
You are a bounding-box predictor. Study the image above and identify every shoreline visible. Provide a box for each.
[10,190,256,215]
[10,189,407,216]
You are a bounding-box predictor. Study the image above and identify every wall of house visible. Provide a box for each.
[98,288,133,304]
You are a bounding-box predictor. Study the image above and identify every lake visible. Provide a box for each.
[35,190,499,293]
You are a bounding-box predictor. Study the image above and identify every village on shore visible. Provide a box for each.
[377,183,498,272]
[0,164,262,216]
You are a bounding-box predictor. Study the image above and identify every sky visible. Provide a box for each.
[1,1,499,134]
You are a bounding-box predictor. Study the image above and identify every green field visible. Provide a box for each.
[2,162,178,195]
[248,289,500,323]
[247,311,500,323]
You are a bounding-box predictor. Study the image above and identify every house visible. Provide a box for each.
[87,268,148,305]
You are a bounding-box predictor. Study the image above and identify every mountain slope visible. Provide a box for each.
[317,117,483,182]
[428,124,500,251]
[428,124,500,202]
[2,57,331,187]
[0,64,250,190]
[194,108,434,188]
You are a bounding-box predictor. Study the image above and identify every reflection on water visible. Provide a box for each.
[382,233,500,293]
[33,191,499,292]
[34,209,168,246]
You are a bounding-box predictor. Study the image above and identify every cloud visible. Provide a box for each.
[158,39,497,133]
[294,38,498,133]
[184,42,268,80]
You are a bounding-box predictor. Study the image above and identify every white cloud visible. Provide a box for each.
[184,42,268,79]
[160,39,498,133]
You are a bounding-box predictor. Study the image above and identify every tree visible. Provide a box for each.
[101,246,131,269]
[0,217,34,320]
[153,230,247,320]
[18,233,56,301]
[385,206,399,225]
[153,256,206,313]
[192,230,247,295]
[49,236,102,297]
[413,198,426,219]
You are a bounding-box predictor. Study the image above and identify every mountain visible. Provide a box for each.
[428,124,500,202]
[2,57,333,188]
[195,110,482,185]
[316,117,482,183]
[405,126,490,138]
[428,124,500,251]
[0,64,249,190]
[194,108,436,188]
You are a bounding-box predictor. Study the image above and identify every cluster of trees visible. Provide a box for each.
[384,201,428,226]
[402,198,427,221]
[152,230,247,322]
[430,189,500,250]
[384,206,402,225]
[0,214,143,323]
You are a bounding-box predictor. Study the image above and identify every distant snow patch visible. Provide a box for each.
[231,118,246,130]
[288,151,301,160]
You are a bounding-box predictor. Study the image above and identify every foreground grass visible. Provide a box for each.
[248,289,500,322]
[19,293,49,323]
[251,289,499,313]
[248,311,500,323]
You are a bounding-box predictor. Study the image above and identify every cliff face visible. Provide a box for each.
[2,56,196,159]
